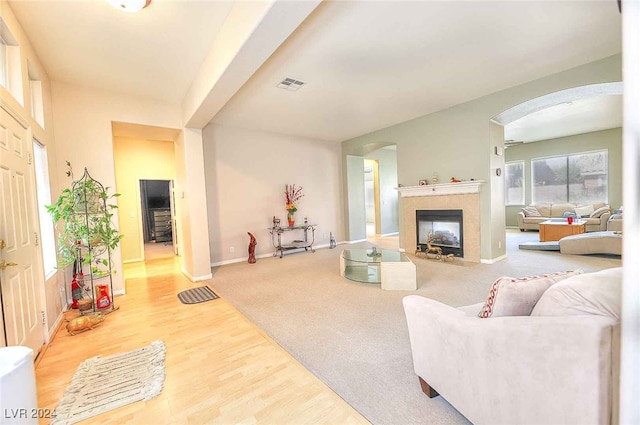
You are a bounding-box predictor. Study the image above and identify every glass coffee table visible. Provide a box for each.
[340,247,416,290]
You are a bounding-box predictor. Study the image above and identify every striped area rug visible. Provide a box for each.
[177,286,219,304]
[52,340,166,425]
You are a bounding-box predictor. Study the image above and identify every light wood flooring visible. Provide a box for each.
[36,256,369,425]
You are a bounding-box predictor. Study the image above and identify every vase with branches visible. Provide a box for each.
[284,184,304,226]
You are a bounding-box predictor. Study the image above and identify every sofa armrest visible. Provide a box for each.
[403,295,617,425]
[516,211,525,230]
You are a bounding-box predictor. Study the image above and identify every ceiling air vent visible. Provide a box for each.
[277,77,305,91]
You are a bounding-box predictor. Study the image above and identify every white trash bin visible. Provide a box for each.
[0,346,38,425]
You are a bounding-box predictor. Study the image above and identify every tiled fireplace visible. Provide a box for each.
[398,181,483,262]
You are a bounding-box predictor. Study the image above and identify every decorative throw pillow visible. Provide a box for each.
[522,206,541,217]
[574,205,594,217]
[477,270,583,318]
[590,205,610,218]
[531,267,622,320]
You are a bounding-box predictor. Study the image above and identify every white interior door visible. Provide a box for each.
[0,105,44,353]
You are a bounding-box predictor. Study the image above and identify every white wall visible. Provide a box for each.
[50,81,183,292]
[202,124,344,264]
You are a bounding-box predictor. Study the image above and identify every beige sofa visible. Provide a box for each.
[516,202,611,232]
[403,267,621,425]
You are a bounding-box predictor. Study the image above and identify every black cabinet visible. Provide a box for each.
[152,209,172,243]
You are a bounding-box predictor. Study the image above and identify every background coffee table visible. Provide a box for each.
[539,219,586,242]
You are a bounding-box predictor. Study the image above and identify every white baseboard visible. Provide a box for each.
[46,311,65,343]
[211,244,340,267]
[347,239,368,244]
[123,257,143,264]
[481,254,507,264]
[380,232,399,237]
[181,267,213,282]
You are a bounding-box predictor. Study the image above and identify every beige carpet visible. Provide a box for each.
[52,340,166,425]
[209,229,621,425]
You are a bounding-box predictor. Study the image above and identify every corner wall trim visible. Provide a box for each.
[180,268,212,282]
[123,258,144,264]
[481,254,507,264]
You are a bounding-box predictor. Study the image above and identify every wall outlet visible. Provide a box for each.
[229,246,235,253]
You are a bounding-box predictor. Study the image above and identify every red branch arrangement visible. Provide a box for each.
[285,184,304,213]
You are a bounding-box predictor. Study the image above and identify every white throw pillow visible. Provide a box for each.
[531,267,622,320]
[477,270,582,318]
[574,205,595,217]
[522,206,542,217]
[590,205,610,218]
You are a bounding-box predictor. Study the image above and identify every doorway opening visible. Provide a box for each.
[140,179,175,260]
[364,159,380,236]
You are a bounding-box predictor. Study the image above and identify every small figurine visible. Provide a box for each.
[426,232,443,259]
[450,177,462,183]
[329,232,336,249]
[247,232,257,264]
[66,314,105,335]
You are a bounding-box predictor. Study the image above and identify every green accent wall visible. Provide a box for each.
[504,127,622,227]
[341,54,622,260]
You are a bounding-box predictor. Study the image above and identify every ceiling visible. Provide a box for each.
[7,0,234,103]
[504,94,622,144]
[7,0,622,143]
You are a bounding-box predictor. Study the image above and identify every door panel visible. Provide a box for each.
[0,105,44,353]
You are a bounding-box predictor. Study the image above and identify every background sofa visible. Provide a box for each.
[516,202,611,232]
[403,267,621,425]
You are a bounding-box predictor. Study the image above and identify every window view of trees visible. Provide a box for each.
[505,161,525,205]
[532,150,608,204]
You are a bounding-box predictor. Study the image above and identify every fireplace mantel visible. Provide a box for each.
[397,180,485,197]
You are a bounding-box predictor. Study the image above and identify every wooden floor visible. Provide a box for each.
[36,256,369,425]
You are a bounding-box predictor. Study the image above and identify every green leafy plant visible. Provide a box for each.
[46,164,123,268]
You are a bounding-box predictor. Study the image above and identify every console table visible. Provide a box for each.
[340,248,416,290]
[270,224,317,258]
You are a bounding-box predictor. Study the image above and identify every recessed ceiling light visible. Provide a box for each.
[277,77,305,91]
[108,0,151,13]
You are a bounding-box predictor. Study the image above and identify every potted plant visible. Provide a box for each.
[46,162,123,268]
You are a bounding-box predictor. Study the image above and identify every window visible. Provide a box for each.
[505,161,525,206]
[28,61,45,128]
[0,19,23,105]
[532,150,608,204]
[33,141,57,278]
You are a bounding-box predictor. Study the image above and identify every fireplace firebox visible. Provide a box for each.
[416,209,463,258]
